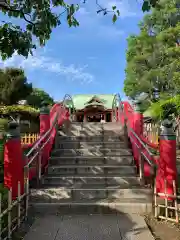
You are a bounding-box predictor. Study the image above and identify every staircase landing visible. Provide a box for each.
[24,213,154,240]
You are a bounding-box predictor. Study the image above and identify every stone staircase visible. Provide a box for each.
[30,122,152,214]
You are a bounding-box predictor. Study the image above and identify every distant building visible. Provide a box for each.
[65,94,118,122]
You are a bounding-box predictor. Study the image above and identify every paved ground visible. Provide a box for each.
[145,214,180,240]
[23,213,154,240]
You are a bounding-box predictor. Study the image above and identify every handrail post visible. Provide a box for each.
[139,149,145,185]
[4,122,24,200]
[40,101,50,136]
[133,100,143,135]
[54,123,59,149]
[40,101,50,170]
[133,100,143,168]
[36,147,42,187]
[156,118,177,199]
[123,118,129,148]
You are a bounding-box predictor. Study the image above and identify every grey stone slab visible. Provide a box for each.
[23,214,153,240]
[55,215,121,240]
[23,215,61,240]
[117,213,154,240]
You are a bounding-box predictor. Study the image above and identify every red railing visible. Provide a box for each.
[4,94,74,200]
[115,93,177,199]
[24,99,72,182]
[113,94,158,186]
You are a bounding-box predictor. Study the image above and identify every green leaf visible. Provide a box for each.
[124,0,180,102]
[26,24,33,31]
[142,1,151,12]
[0,0,161,60]
[112,14,117,23]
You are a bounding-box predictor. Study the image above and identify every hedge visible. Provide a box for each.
[0,105,39,116]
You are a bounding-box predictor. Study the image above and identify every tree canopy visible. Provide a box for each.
[124,0,180,102]
[26,88,54,109]
[0,67,32,105]
[0,0,159,60]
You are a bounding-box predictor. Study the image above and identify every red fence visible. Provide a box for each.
[3,98,71,199]
[117,98,177,198]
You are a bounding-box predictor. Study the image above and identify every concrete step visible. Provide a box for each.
[79,131,121,137]
[47,165,136,175]
[49,155,133,165]
[51,148,132,157]
[30,200,152,215]
[80,141,128,148]
[56,141,129,149]
[57,136,124,142]
[43,176,140,187]
[58,136,104,141]
[30,187,152,202]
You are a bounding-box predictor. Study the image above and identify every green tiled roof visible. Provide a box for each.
[68,94,116,110]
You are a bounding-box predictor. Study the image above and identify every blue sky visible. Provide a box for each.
[0,0,144,101]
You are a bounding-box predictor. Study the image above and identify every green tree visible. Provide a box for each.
[0,0,158,60]
[26,88,54,109]
[0,67,32,105]
[124,0,180,101]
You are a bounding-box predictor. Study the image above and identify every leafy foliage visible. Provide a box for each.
[0,118,8,132]
[124,0,180,101]
[0,0,159,60]
[0,105,39,116]
[144,95,180,120]
[0,68,32,105]
[26,88,54,109]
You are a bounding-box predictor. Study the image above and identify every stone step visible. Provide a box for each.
[80,142,128,148]
[56,141,128,149]
[57,136,103,141]
[57,136,123,142]
[30,200,152,215]
[49,156,133,165]
[30,187,152,202]
[47,165,136,175]
[51,148,132,157]
[43,176,140,187]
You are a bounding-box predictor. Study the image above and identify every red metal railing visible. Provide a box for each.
[115,93,177,200]
[113,94,157,186]
[24,95,74,183]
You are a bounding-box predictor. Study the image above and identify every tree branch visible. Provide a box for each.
[0,1,35,26]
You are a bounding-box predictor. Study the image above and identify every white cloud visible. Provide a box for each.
[70,0,142,40]
[70,6,125,40]
[0,51,94,84]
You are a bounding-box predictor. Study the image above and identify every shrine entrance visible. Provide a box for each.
[75,95,112,122]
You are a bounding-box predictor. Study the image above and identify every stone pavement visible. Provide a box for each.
[23,213,154,240]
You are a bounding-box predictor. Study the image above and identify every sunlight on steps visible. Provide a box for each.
[30,122,152,215]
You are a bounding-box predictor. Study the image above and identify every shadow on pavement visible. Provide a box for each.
[18,205,151,240]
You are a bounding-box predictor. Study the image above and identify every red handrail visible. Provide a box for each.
[24,95,73,181]
[113,93,158,179]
